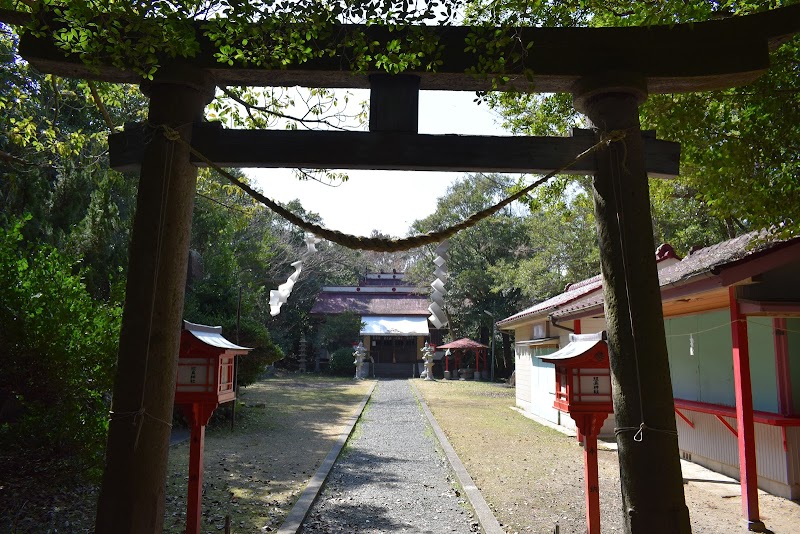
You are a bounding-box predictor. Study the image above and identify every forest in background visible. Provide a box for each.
[1,0,798,484]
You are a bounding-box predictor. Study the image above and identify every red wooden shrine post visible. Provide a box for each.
[175,321,251,534]
[538,332,613,534]
[728,288,765,531]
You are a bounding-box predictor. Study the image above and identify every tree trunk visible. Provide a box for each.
[501,331,512,371]
[95,65,215,534]
[574,78,691,533]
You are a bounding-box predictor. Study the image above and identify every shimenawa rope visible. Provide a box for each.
[153,123,628,252]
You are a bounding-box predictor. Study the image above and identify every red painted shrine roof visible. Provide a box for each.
[310,293,430,316]
[437,338,489,350]
[311,272,430,316]
[499,231,800,325]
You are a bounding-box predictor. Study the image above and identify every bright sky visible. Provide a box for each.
[246,90,510,237]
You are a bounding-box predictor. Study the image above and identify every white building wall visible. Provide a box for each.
[528,356,561,425]
[577,317,606,334]
[514,325,533,412]
[515,343,532,410]
[675,410,799,499]
[786,427,800,499]
[509,305,799,498]
[513,320,618,437]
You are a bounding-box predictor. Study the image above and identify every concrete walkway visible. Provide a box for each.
[282,379,503,534]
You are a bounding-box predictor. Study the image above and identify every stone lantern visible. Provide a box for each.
[298,334,308,372]
[420,341,435,380]
[353,341,368,379]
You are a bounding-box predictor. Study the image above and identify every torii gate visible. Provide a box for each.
[5,5,800,533]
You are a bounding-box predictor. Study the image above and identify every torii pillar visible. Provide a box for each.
[573,74,691,533]
[95,64,215,534]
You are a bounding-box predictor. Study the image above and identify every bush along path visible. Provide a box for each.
[299,380,485,533]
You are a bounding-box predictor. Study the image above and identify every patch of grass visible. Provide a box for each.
[0,372,374,534]
[163,374,374,533]
[414,379,617,533]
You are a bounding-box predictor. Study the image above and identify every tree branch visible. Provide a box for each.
[88,81,116,131]
[0,8,33,26]
[0,149,39,167]
[219,87,351,131]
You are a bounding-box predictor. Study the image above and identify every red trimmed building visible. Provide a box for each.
[311,272,441,377]
[498,232,800,519]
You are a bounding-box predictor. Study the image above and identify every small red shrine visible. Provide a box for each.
[538,332,613,534]
[175,321,251,534]
[542,332,613,417]
[437,337,490,380]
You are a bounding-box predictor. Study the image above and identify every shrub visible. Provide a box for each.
[318,312,363,352]
[327,347,355,376]
[0,217,121,474]
[236,335,283,386]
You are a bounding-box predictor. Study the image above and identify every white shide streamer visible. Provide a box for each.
[269,234,320,316]
[428,240,449,328]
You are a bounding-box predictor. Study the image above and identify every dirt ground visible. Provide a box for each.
[414,379,800,534]
[0,374,373,533]
[3,375,799,533]
[163,375,374,533]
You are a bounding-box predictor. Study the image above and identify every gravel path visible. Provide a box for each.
[299,380,482,534]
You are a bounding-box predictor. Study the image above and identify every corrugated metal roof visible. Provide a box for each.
[551,293,605,319]
[537,332,605,362]
[184,321,252,351]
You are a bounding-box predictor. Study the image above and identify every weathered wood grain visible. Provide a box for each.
[109,124,681,178]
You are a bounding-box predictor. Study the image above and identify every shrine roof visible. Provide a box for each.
[310,293,430,316]
[496,275,603,328]
[511,231,800,322]
[437,338,489,350]
[498,244,691,327]
[657,231,774,286]
[183,321,252,351]
[537,332,606,364]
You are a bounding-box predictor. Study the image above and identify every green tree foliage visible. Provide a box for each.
[0,28,142,476]
[490,182,600,301]
[354,230,414,273]
[183,168,286,384]
[0,217,121,474]
[4,0,461,80]
[183,168,380,379]
[317,311,364,352]
[327,347,356,376]
[474,0,800,240]
[1,25,146,298]
[409,174,531,339]
[494,176,731,302]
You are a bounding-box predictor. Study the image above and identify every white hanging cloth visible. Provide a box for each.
[269,234,320,316]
